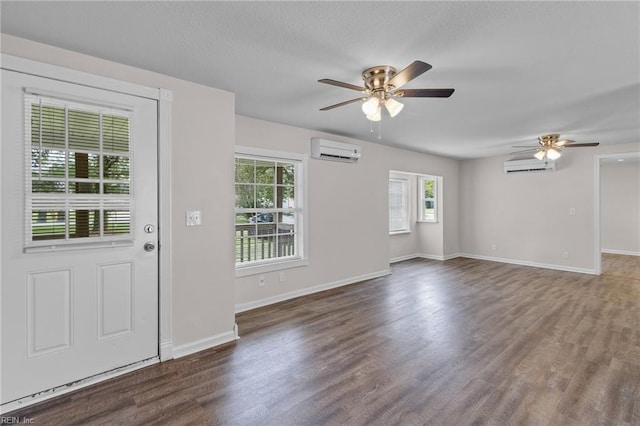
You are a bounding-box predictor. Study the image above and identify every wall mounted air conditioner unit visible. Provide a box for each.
[504,158,556,173]
[310,138,361,163]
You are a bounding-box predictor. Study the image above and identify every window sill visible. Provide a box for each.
[417,220,439,223]
[389,230,411,236]
[235,257,309,277]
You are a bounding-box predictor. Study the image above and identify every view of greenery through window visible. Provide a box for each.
[422,177,436,221]
[28,98,132,243]
[235,156,297,265]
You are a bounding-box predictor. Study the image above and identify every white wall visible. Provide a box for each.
[601,160,640,254]
[1,34,237,350]
[234,115,460,310]
[459,143,640,273]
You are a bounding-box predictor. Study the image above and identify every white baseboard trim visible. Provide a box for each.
[235,269,391,314]
[418,253,446,261]
[602,249,640,256]
[172,329,238,359]
[388,252,595,275]
[390,253,462,263]
[443,253,462,260]
[390,253,422,263]
[458,253,597,275]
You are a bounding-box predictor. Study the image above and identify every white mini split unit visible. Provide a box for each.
[504,158,556,173]
[310,138,361,163]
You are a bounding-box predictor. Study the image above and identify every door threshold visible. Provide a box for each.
[1,356,159,415]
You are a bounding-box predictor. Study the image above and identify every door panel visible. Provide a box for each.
[98,262,134,339]
[27,269,73,356]
[1,70,159,404]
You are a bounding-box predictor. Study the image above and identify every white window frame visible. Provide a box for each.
[235,146,308,277]
[389,177,410,234]
[418,175,438,223]
[24,92,135,251]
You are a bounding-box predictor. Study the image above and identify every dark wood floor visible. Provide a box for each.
[5,255,640,425]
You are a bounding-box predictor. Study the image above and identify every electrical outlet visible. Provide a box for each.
[569,207,576,216]
[491,243,497,251]
[562,251,569,260]
[279,272,285,282]
[186,210,202,226]
[258,275,266,287]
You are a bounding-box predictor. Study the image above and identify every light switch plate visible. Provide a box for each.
[186,210,202,226]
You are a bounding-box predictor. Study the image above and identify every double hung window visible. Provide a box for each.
[418,175,438,222]
[235,147,306,274]
[389,178,410,233]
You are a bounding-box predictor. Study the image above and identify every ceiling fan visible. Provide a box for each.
[318,60,454,121]
[512,134,600,160]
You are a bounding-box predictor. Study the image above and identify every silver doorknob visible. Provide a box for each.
[144,242,155,252]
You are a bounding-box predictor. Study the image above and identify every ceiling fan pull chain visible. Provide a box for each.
[378,121,382,140]
[370,120,374,134]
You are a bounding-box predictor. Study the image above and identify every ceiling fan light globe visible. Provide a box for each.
[384,97,404,117]
[366,106,382,122]
[362,97,380,116]
[534,150,546,160]
[547,147,561,160]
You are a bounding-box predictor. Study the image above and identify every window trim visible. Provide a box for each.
[234,146,308,277]
[417,174,439,223]
[389,177,410,234]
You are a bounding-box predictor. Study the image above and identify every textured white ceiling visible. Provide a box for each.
[2,1,638,159]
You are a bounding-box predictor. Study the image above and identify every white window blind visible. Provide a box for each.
[25,93,133,250]
[389,178,409,233]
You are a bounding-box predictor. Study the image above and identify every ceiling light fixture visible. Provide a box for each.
[534,150,546,160]
[384,97,404,117]
[362,97,380,116]
[319,61,455,125]
[362,95,404,121]
[546,147,562,160]
[534,146,562,160]
[366,106,382,122]
[512,134,599,160]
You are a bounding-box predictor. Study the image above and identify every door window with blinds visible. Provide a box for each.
[25,93,133,250]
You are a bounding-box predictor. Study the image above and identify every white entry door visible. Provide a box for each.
[1,69,159,404]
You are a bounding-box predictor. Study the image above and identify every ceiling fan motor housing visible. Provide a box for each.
[362,66,397,92]
[539,133,560,147]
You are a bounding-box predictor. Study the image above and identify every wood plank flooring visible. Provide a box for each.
[4,255,640,425]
